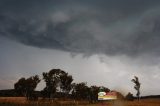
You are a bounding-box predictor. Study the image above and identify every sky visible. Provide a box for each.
[0,0,160,96]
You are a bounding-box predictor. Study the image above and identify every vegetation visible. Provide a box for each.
[0,69,159,106]
[131,76,141,101]
[125,92,134,101]
[14,75,40,100]
[42,69,73,99]
[12,68,114,102]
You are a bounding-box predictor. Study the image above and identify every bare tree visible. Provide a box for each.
[131,76,141,101]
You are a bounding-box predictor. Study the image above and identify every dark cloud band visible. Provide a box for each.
[1,0,160,56]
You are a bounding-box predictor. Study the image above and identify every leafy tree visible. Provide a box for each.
[42,69,73,99]
[71,83,110,101]
[60,72,73,96]
[89,86,100,103]
[71,82,90,100]
[131,76,141,101]
[14,75,40,100]
[14,77,26,96]
[42,69,61,99]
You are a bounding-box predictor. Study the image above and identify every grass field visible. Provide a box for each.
[0,97,160,106]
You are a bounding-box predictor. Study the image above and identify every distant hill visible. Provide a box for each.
[140,95,160,99]
[0,89,44,97]
[0,89,67,98]
[0,89,18,97]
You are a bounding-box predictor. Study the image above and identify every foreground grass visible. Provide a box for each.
[0,97,160,106]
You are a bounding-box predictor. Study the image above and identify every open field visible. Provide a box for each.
[0,97,160,106]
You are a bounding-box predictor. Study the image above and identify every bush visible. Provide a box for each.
[125,92,134,101]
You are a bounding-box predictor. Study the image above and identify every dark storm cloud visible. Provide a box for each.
[1,0,160,56]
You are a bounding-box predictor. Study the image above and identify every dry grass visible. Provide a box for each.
[0,97,160,106]
[0,97,89,106]
[96,99,160,106]
[0,97,27,104]
[124,99,160,106]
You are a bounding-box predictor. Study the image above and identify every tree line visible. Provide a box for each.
[14,69,110,102]
[14,68,140,101]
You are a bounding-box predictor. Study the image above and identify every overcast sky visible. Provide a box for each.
[0,0,160,96]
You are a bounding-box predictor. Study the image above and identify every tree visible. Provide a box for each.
[42,69,73,99]
[60,72,73,96]
[14,77,26,96]
[42,69,61,99]
[89,86,100,103]
[131,76,141,101]
[14,75,40,100]
[71,82,90,100]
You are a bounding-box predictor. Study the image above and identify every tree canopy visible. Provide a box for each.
[14,75,40,100]
[14,68,123,102]
[42,69,73,99]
